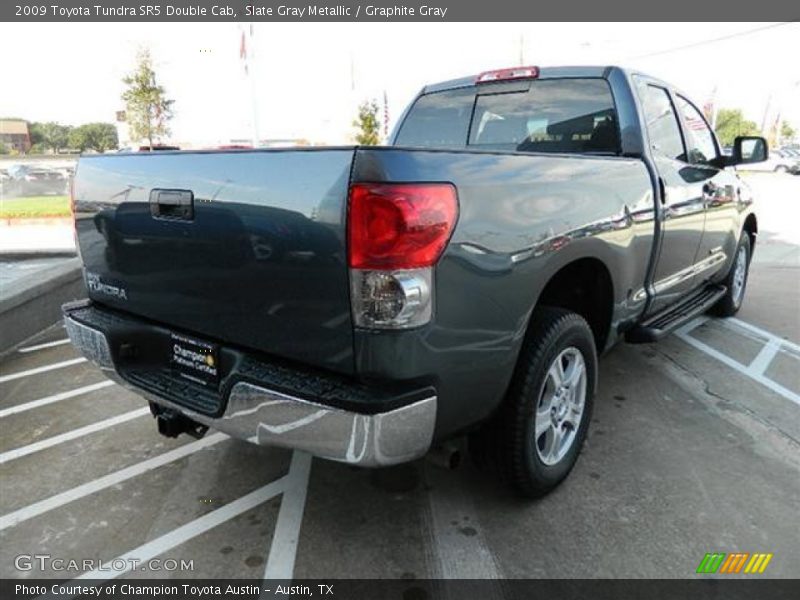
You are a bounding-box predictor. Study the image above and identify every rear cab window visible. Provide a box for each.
[395,78,620,155]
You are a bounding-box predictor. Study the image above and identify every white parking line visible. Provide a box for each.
[0,380,115,418]
[749,338,783,376]
[0,432,227,531]
[0,357,86,384]
[726,317,800,354]
[675,317,800,407]
[263,451,312,581]
[74,477,288,581]
[0,407,149,464]
[18,338,71,353]
[423,464,502,580]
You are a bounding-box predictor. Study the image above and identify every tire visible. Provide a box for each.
[774,165,787,173]
[469,307,597,498]
[710,234,751,317]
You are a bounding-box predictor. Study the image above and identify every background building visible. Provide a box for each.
[0,119,31,153]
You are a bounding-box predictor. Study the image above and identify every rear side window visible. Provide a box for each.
[394,87,474,148]
[395,78,620,155]
[638,84,685,161]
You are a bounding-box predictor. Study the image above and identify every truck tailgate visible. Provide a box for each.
[73,149,356,374]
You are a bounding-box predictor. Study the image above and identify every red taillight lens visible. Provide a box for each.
[69,179,75,217]
[348,183,458,270]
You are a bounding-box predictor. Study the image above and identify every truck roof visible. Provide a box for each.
[423,65,627,94]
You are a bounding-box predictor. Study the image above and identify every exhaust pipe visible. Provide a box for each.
[427,442,462,470]
[150,403,208,439]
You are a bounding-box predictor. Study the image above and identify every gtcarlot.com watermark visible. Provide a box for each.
[15,553,194,573]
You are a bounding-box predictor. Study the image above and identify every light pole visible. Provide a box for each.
[762,79,800,147]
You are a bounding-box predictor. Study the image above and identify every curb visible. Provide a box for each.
[0,218,74,227]
[0,258,85,356]
[0,251,77,260]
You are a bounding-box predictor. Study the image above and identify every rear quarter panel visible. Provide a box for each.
[352,147,654,437]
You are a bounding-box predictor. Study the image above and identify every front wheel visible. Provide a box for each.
[710,234,751,317]
[470,307,596,498]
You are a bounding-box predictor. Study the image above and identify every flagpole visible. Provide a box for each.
[383,90,389,143]
[248,24,260,147]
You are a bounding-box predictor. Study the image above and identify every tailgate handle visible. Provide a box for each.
[150,189,194,221]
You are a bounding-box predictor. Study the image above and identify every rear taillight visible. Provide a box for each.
[348,183,458,270]
[69,178,75,217]
[347,183,458,329]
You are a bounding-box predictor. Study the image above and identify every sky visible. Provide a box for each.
[1,22,798,146]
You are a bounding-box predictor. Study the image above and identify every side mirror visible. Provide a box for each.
[733,136,768,165]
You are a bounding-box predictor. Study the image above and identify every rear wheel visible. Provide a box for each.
[469,307,596,498]
[710,234,751,317]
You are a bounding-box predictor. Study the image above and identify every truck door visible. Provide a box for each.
[673,94,740,286]
[636,81,706,313]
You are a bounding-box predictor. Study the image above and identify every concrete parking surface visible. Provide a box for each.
[0,174,798,581]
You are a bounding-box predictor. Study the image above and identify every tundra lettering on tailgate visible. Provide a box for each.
[85,271,128,300]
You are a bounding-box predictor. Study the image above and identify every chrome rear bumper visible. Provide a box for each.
[64,313,436,467]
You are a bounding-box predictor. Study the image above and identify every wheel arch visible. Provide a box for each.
[743,212,758,257]
[530,256,615,353]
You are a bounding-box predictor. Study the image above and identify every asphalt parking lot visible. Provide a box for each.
[0,174,798,581]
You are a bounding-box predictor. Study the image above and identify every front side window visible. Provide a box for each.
[638,84,685,161]
[676,95,718,165]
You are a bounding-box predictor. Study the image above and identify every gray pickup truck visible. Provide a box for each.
[64,66,767,497]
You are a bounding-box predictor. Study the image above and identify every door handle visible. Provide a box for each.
[701,183,715,207]
[150,189,194,221]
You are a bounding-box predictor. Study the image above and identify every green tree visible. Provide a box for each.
[714,109,759,147]
[69,123,118,153]
[121,49,175,149]
[0,142,8,155]
[780,121,796,142]
[29,122,72,154]
[353,100,381,145]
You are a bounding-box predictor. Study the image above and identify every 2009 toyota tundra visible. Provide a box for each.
[64,65,767,497]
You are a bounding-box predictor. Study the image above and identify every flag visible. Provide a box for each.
[702,86,717,129]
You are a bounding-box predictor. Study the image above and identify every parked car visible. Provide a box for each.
[778,148,800,173]
[2,164,67,197]
[137,145,181,152]
[115,145,182,153]
[64,65,765,497]
[737,148,798,173]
